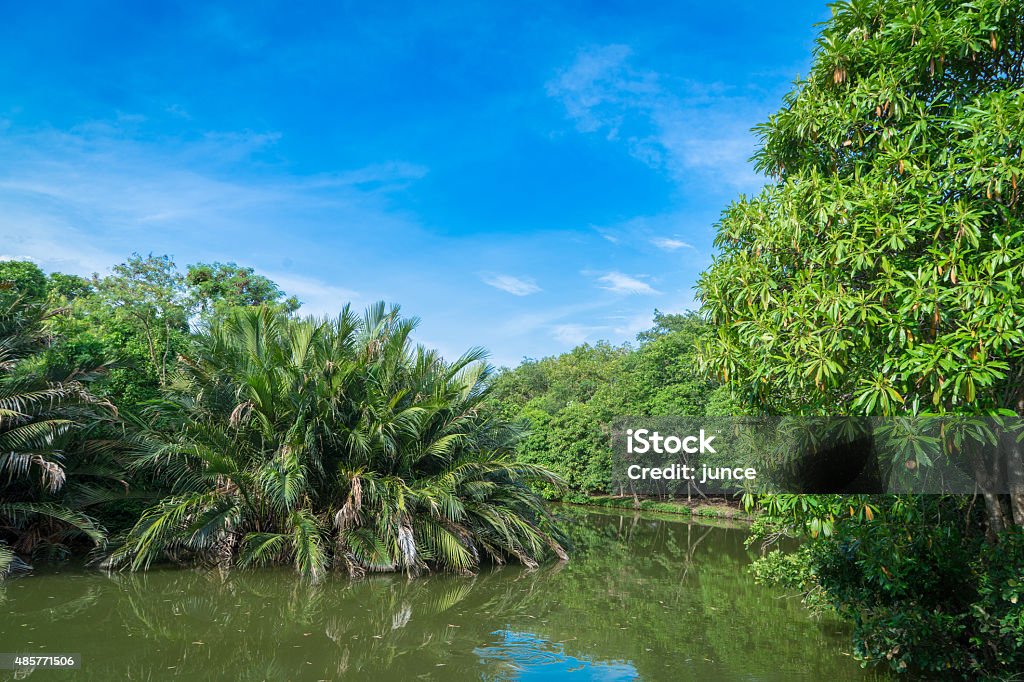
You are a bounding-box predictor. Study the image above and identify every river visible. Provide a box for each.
[0,506,885,680]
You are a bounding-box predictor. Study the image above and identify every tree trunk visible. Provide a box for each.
[983,492,1007,541]
[1006,451,1024,527]
[966,433,1011,538]
[1010,397,1024,527]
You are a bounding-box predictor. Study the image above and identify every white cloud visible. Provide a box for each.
[0,212,124,275]
[547,44,766,191]
[265,272,363,318]
[0,128,424,233]
[609,311,656,338]
[592,226,621,244]
[495,299,610,339]
[0,121,426,278]
[552,324,597,346]
[596,271,660,295]
[481,273,541,296]
[650,237,692,250]
[545,45,657,137]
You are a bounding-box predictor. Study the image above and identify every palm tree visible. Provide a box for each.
[0,297,110,577]
[113,304,566,579]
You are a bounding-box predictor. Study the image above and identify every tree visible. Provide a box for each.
[697,0,1024,525]
[112,305,566,579]
[0,260,47,303]
[186,262,299,316]
[696,0,1024,675]
[90,254,191,388]
[0,262,93,303]
[45,257,297,406]
[614,312,716,416]
[46,273,93,301]
[0,297,112,577]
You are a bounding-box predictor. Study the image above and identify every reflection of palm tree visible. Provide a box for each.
[89,562,564,680]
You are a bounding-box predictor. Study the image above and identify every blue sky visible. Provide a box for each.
[0,1,829,367]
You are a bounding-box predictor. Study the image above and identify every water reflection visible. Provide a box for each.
[0,507,884,681]
[477,630,639,680]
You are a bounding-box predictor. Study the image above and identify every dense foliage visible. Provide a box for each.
[1,259,565,579]
[699,0,1024,676]
[0,297,114,577]
[697,0,1024,515]
[488,312,728,499]
[750,497,1024,676]
[112,306,566,578]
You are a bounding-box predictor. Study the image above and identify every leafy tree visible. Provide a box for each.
[0,263,93,304]
[0,260,47,303]
[697,0,1024,675]
[112,305,566,579]
[186,261,299,316]
[89,254,191,388]
[697,0,1024,523]
[46,256,297,406]
[609,312,716,417]
[490,314,725,499]
[46,273,93,301]
[0,298,113,577]
[636,309,701,341]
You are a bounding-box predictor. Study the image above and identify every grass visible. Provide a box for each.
[560,495,753,520]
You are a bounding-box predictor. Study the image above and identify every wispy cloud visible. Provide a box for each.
[596,271,660,295]
[545,44,657,138]
[547,44,766,190]
[481,273,541,296]
[0,212,125,274]
[608,310,657,339]
[592,226,621,244]
[552,311,664,347]
[0,121,426,276]
[588,212,713,261]
[266,272,364,317]
[552,323,599,346]
[0,127,424,227]
[650,237,692,250]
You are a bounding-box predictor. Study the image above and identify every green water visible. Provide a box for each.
[1,507,884,681]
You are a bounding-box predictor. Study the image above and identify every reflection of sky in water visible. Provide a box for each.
[476,630,639,680]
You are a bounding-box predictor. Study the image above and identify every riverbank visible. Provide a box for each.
[562,495,754,520]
